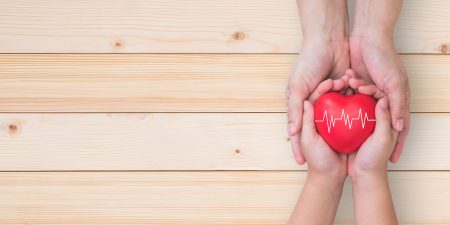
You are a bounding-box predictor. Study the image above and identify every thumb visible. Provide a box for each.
[386,83,409,132]
[385,80,410,163]
[286,86,307,165]
[287,91,304,136]
[301,100,317,141]
[374,97,392,136]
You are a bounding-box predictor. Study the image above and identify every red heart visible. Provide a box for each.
[314,92,377,154]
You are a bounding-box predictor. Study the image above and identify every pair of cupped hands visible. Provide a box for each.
[295,70,397,180]
[286,36,410,179]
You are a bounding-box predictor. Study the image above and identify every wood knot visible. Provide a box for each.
[233,149,243,156]
[112,39,124,49]
[439,44,449,54]
[232,32,245,40]
[7,122,20,135]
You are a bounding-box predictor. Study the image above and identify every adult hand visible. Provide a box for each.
[347,86,400,225]
[299,79,350,177]
[287,78,350,225]
[349,36,410,163]
[287,0,350,164]
[349,0,409,163]
[287,40,349,164]
[346,81,399,177]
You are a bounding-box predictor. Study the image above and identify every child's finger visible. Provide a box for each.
[307,79,333,103]
[332,78,347,91]
[341,73,351,82]
[349,77,370,90]
[344,68,356,78]
[358,84,386,99]
[290,133,306,165]
[301,100,318,141]
[374,97,392,135]
[332,71,353,92]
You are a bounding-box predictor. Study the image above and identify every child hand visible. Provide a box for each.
[346,73,400,224]
[298,76,351,180]
[288,75,352,225]
[347,82,399,179]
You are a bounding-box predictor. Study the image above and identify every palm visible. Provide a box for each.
[306,136,346,174]
[287,40,350,165]
[299,100,347,175]
[290,41,350,93]
[347,97,398,177]
[349,38,407,89]
[347,139,373,178]
[349,37,410,163]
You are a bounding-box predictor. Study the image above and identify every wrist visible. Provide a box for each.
[351,0,402,44]
[350,169,388,184]
[349,34,395,55]
[300,0,349,43]
[351,20,394,43]
[303,29,348,46]
[350,30,393,47]
[306,172,346,200]
[309,169,347,187]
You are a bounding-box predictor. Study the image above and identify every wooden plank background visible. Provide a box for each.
[0,54,449,112]
[1,113,449,171]
[0,172,449,224]
[0,0,449,224]
[0,0,449,53]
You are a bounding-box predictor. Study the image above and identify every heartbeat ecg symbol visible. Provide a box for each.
[315,109,376,133]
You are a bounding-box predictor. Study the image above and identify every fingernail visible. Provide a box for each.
[396,119,404,131]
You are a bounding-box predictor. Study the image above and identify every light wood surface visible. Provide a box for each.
[0,172,449,224]
[0,0,449,53]
[1,0,449,224]
[1,54,449,112]
[0,113,449,171]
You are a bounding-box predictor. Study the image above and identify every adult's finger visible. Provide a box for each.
[286,85,305,136]
[286,85,307,165]
[290,133,306,164]
[301,100,317,142]
[390,113,410,163]
[386,79,409,132]
[385,77,410,163]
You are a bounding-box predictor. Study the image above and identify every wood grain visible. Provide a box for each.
[1,1,448,224]
[0,171,448,224]
[0,0,449,53]
[1,113,448,171]
[1,54,449,112]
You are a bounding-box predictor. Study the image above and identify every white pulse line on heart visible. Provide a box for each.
[315,109,376,133]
